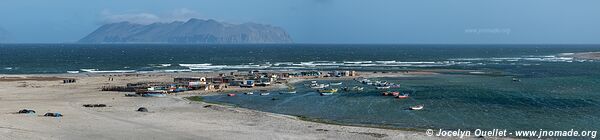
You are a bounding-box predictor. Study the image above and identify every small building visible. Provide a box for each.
[222,76,237,83]
[290,71,320,77]
[349,71,357,76]
[229,80,245,86]
[240,80,255,88]
[174,77,206,84]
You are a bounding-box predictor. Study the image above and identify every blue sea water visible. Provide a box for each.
[2,44,600,132]
[1,44,599,74]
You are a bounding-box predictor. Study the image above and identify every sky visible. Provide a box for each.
[0,0,599,44]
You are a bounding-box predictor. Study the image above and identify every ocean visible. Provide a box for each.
[2,44,600,131]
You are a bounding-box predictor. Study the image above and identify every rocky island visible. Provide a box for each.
[79,18,293,44]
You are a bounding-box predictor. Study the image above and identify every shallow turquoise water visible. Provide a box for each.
[205,72,600,131]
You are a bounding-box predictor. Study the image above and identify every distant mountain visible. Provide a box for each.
[79,19,293,44]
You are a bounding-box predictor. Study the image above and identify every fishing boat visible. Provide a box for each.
[142,93,167,97]
[382,92,390,96]
[280,90,297,94]
[310,84,328,89]
[353,86,364,91]
[319,88,337,96]
[318,88,338,93]
[227,93,236,96]
[376,86,390,89]
[397,94,409,99]
[141,91,167,97]
[410,105,424,110]
[67,71,80,74]
[320,92,334,96]
[391,92,400,96]
[512,77,521,82]
[329,82,343,86]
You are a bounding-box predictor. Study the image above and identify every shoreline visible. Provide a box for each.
[190,95,427,132]
[0,71,493,140]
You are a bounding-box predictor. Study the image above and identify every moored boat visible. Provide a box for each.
[244,92,254,95]
[397,94,409,99]
[391,92,400,96]
[410,105,424,110]
[260,92,270,96]
[310,84,328,89]
[354,86,364,91]
[280,90,297,94]
[67,71,80,74]
[329,82,343,85]
[318,88,338,93]
[376,86,390,89]
[320,92,334,96]
[142,91,167,97]
[512,77,521,82]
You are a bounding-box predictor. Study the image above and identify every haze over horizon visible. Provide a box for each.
[1,0,599,44]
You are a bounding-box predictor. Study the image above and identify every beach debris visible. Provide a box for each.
[316,129,329,132]
[43,112,63,117]
[137,107,148,112]
[203,105,212,108]
[63,79,76,84]
[83,104,107,108]
[17,109,36,114]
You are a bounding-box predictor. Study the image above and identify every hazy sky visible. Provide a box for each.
[0,0,599,44]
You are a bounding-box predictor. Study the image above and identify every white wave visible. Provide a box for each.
[179,63,212,67]
[161,69,192,72]
[343,61,373,64]
[81,69,136,73]
[80,69,97,72]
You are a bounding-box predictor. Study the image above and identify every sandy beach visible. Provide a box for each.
[0,72,488,140]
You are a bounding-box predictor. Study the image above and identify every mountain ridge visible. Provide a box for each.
[79,18,293,44]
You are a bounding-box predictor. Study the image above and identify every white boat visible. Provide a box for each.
[320,92,334,96]
[410,105,424,110]
[375,86,390,89]
[244,92,254,95]
[260,92,270,96]
[67,71,80,74]
[280,91,297,94]
[329,82,343,85]
[310,84,328,89]
[356,87,364,91]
